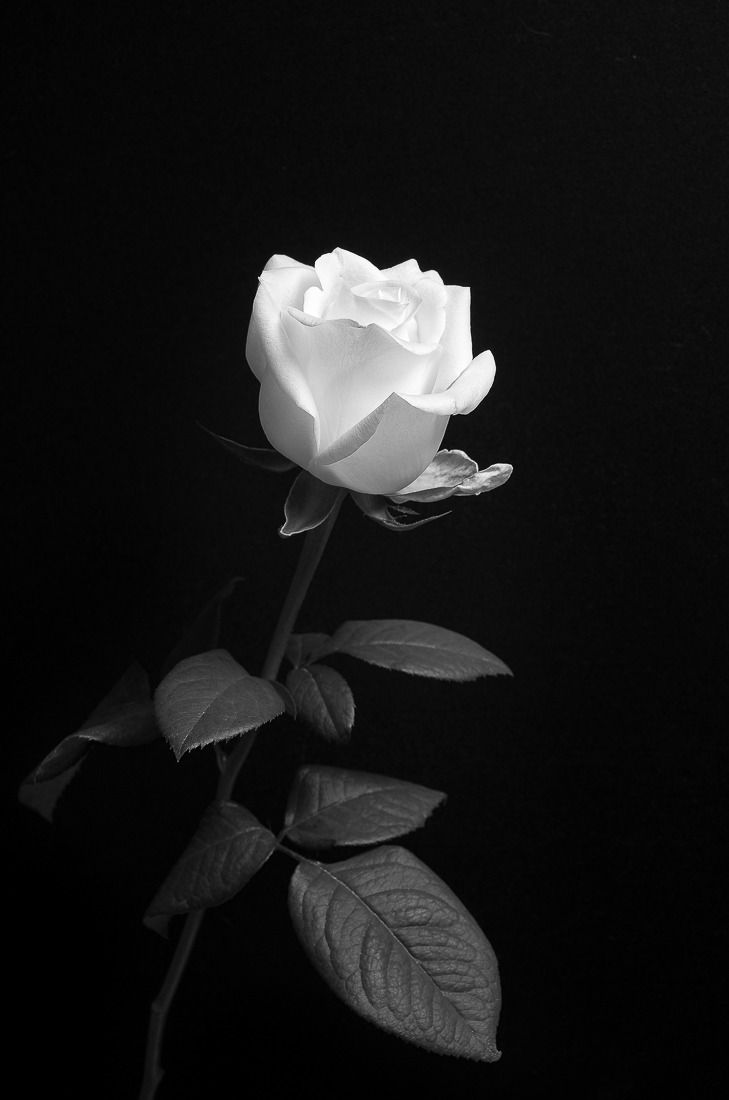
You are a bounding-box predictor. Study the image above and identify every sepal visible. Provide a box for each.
[280,472,344,537]
[351,492,449,531]
[199,423,296,472]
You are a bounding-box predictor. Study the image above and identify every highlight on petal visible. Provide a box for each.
[259,262,318,313]
[282,308,441,453]
[401,350,496,417]
[433,285,474,391]
[390,449,513,503]
[409,274,448,346]
[246,257,318,380]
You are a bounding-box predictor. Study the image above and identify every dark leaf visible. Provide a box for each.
[146,801,276,917]
[351,492,449,531]
[280,472,344,537]
[285,666,354,743]
[154,649,285,759]
[22,662,157,785]
[286,632,331,669]
[284,765,445,847]
[321,620,512,681]
[199,423,296,472]
[289,845,501,1061]
[18,760,84,823]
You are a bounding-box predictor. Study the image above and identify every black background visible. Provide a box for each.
[7,3,725,1097]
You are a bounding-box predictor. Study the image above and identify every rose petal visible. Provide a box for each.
[379,258,423,282]
[312,392,448,495]
[327,247,382,285]
[432,285,474,391]
[401,350,495,417]
[282,309,441,451]
[257,345,320,469]
[408,275,448,346]
[246,257,318,380]
[452,462,513,496]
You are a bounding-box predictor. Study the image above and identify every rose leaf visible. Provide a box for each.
[145,801,276,918]
[289,845,501,1061]
[154,649,285,759]
[319,620,512,681]
[21,661,158,790]
[18,760,85,823]
[285,665,354,742]
[283,764,445,848]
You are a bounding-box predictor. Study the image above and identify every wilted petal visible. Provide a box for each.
[452,462,513,496]
[391,450,513,503]
[391,449,478,501]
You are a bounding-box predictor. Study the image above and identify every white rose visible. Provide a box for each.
[246,247,497,496]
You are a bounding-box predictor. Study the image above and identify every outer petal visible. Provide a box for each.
[245,257,318,380]
[312,392,448,495]
[257,347,320,469]
[433,285,473,391]
[402,350,495,416]
[282,309,441,451]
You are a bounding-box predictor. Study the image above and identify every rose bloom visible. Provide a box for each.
[246,247,499,497]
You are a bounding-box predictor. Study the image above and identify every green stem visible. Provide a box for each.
[138,491,345,1100]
